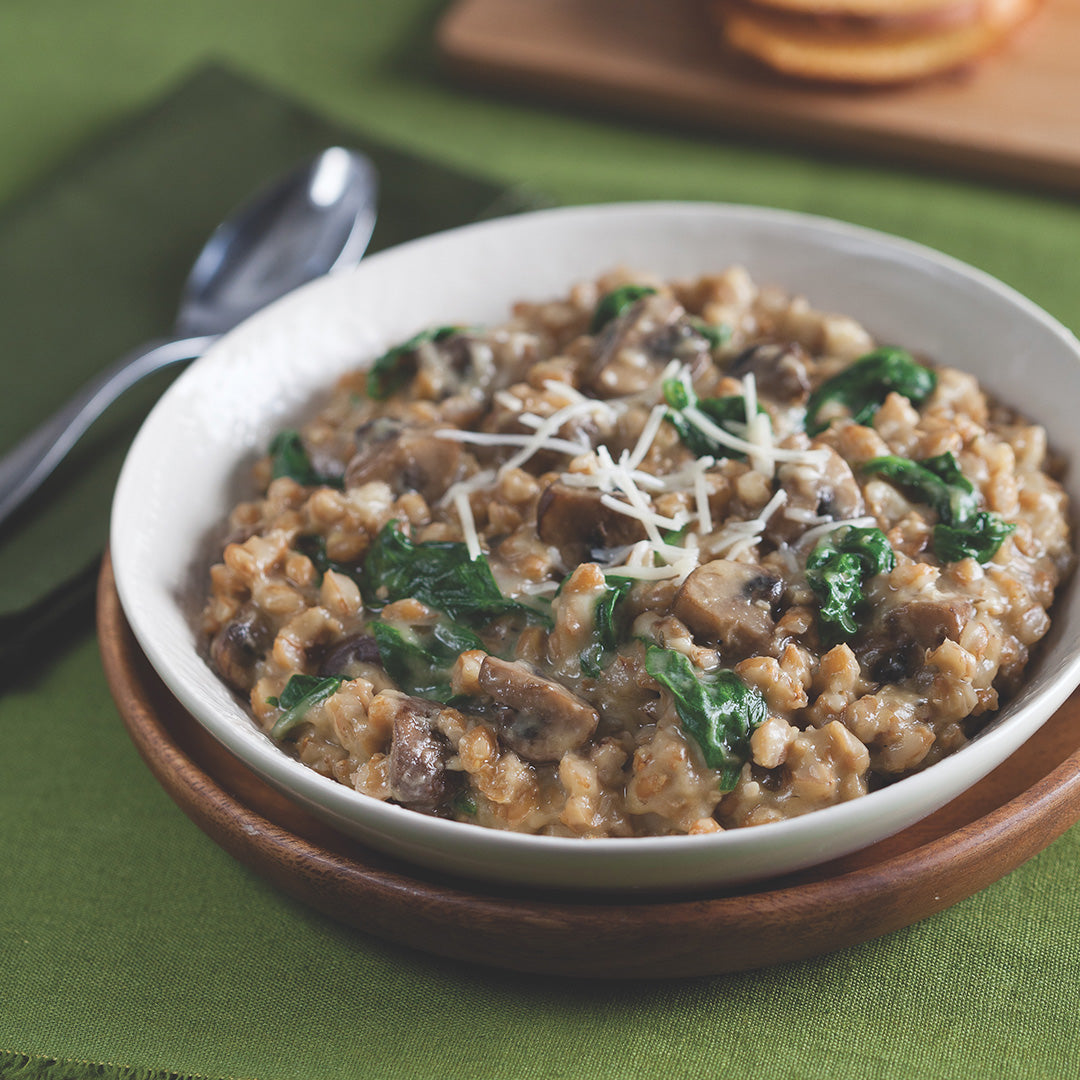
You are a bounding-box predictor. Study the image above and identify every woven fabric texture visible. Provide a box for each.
[2,3,1079,1078]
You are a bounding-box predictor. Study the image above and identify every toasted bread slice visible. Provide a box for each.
[739,0,977,20]
[717,0,1036,84]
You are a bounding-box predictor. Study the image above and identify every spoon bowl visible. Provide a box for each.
[0,146,378,527]
[178,147,377,338]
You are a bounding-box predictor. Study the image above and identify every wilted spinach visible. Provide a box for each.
[691,318,733,350]
[804,347,937,436]
[268,430,342,488]
[806,526,896,642]
[371,619,483,702]
[589,285,657,334]
[863,452,1015,563]
[580,576,634,677]
[362,522,548,626]
[662,379,768,461]
[269,674,344,738]
[366,325,463,399]
[644,645,768,790]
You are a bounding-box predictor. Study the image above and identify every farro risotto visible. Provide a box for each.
[200,267,1071,838]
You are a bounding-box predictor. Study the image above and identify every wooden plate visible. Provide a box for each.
[97,553,1080,978]
[437,0,1080,197]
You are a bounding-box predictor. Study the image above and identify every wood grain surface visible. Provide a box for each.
[97,553,1080,978]
[437,0,1080,196]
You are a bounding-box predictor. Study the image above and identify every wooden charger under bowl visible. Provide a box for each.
[97,552,1080,978]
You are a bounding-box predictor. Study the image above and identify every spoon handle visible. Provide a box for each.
[0,334,217,529]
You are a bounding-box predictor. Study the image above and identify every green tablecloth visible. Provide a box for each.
[2,3,1079,1078]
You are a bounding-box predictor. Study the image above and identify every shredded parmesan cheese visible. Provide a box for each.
[709,489,789,558]
[683,405,826,466]
[599,493,688,533]
[693,459,712,535]
[440,468,496,560]
[624,404,668,471]
[500,398,614,474]
[434,428,587,457]
[797,516,878,550]
[454,488,482,561]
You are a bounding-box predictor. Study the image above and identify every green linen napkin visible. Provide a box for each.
[0,63,539,677]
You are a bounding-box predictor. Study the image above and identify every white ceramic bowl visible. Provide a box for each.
[111,202,1080,893]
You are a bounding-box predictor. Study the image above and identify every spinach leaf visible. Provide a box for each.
[691,318,733,350]
[580,576,634,677]
[662,379,768,461]
[268,430,343,488]
[662,376,695,413]
[367,326,462,400]
[862,453,974,521]
[806,526,896,642]
[804,347,937,436]
[589,285,657,334]
[371,619,482,702]
[863,452,1015,563]
[934,513,1017,563]
[362,522,547,625]
[269,674,344,738]
[645,646,768,790]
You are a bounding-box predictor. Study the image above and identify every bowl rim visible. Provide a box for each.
[111,199,1080,881]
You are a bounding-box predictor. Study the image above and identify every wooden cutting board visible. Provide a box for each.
[437,0,1080,196]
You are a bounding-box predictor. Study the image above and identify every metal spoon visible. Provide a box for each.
[0,146,378,528]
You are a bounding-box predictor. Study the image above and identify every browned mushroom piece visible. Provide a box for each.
[478,656,600,763]
[344,419,465,505]
[886,598,975,650]
[766,446,865,545]
[729,341,811,404]
[588,294,711,398]
[477,401,607,476]
[209,604,272,692]
[673,559,783,656]
[318,633,381,678]
[860,597,975,683]
[535,481,647,563]
[386,692,457,811]
[862,638,922,684]
[417,333,475,398]
[383,332,482,401]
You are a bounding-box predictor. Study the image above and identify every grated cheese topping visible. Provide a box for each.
[430,349,837,568]
[797,516,879,551]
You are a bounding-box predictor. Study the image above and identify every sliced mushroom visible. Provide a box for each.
[535,482,647,563]
[672,559,783,656]
[588,294,710,398]
[478,656,599,763]
[477,400,606,476]
[859,597,974,684]
[386,692,456,811]
[318,633,381,678]
[344,420,465,505]
[886,598,975,650]
[766,446,865,545]
[417,333,476,397]
[862,639,922,684]
[729,342,810,404]
[384,331,490,402]
[209,604,272,692]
